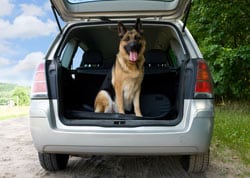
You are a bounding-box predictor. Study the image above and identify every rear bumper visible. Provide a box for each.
[30,99,214,155]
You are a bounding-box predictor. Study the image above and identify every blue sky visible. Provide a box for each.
[0,0,59,86]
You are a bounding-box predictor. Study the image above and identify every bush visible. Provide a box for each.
[202,45,250,100]
[12,87,30,106]
[188,0,250,100]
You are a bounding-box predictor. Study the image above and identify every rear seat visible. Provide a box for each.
[141,49,176,117]
[77,49,103,69]
[144,49,170,72]
[75,50,106,107]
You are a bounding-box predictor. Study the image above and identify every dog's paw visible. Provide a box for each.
[135,113,143,117]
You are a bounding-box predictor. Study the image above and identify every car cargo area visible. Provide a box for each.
[55,22,187,125]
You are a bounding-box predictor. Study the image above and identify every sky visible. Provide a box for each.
[0,0,60,86]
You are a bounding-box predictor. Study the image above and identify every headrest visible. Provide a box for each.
[81,49,103,68]
[145,49,168,66]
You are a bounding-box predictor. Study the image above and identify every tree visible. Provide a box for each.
[12,87,30,106]
[188,0,250,100]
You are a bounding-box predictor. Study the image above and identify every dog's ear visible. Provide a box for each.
[135,18,143,35]
[118,22,127,38]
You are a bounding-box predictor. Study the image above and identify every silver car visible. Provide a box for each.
[30,0,214,173]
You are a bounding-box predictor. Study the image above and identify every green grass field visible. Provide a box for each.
[212,103,250,165]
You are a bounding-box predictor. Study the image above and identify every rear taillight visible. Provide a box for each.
[31,62,48,98]
[194,60,213,98]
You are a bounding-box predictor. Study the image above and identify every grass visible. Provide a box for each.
[212,102,250,165]
[0,106,29,120]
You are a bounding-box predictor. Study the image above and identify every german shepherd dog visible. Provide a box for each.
[94,18,146,117]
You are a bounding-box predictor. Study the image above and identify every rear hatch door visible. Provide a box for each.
[51,0,191,21]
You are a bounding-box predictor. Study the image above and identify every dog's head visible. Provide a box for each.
[118,18,146,63]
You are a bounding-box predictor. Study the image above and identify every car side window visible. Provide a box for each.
[61,39,77,68]
[71,47,84,70]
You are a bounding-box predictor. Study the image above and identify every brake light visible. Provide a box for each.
[31,62,48,98]
[194,60,213,98]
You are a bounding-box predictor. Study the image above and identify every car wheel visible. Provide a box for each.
[181,149,210,173]
[38,152,69,171]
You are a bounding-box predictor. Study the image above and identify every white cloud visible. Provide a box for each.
[0,52,44,86]
[0,0,14,16]
[13,52,44,73]
[0,57,11,66]
[0,15,57,40]
[0,0,57,40]
[0,41,16,55]
[20,4,44,17]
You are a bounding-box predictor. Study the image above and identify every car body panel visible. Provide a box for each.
[30,99,214,155]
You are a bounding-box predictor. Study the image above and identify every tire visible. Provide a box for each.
[38,152,69,171]
[181,149,210,173]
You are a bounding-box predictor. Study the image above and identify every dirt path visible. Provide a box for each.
[0,117,246,178]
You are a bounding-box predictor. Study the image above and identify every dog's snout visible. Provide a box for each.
[125,42,137,51]
[129,42,137,48]
[125,41,141,53]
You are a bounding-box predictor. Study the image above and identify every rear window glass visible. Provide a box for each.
[68,0,174,3]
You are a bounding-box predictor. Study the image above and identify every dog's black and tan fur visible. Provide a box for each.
[94,19,146,117]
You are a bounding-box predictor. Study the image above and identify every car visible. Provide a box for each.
[30,0,214,173]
